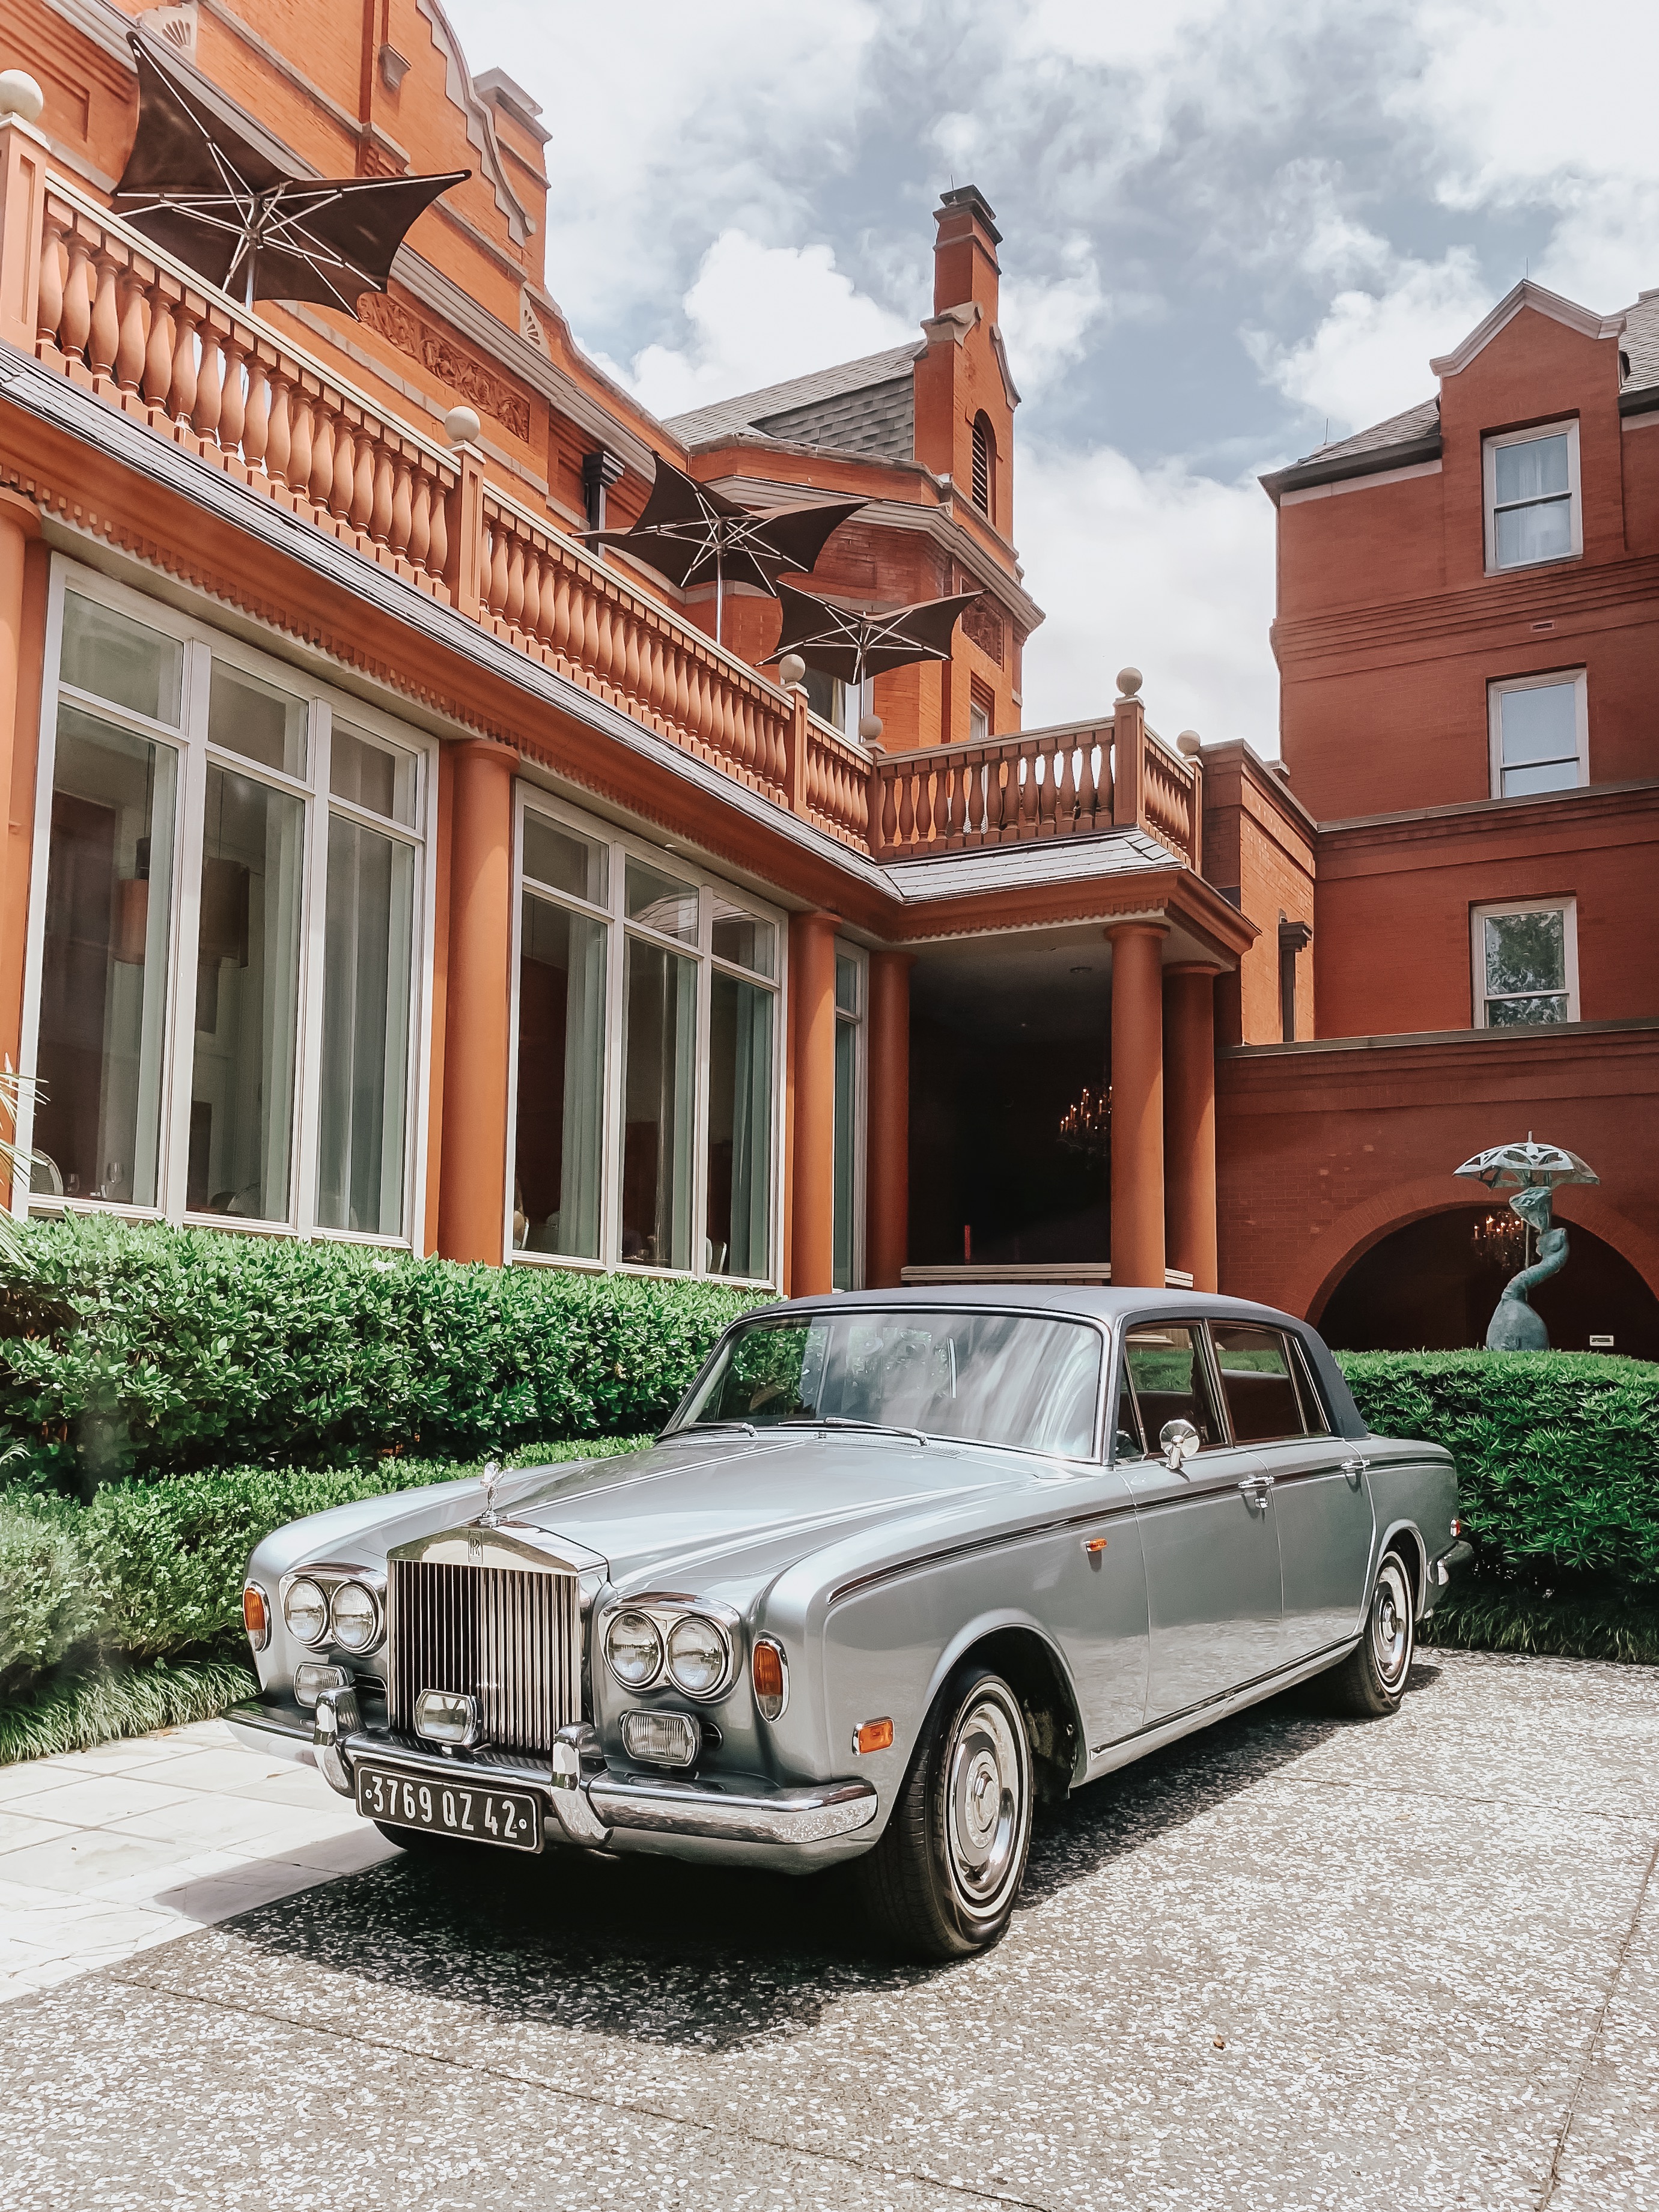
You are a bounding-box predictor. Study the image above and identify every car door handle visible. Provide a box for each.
[1341,1456,1370,1480]
[1237,1473,1274,1507]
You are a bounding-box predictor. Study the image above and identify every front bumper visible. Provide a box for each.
[225,1698,878,1853]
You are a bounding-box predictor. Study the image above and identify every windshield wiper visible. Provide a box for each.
[776,1415,929,1447]
[683,1419,759,1439]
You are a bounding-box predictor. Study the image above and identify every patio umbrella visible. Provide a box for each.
[591,462,865,645]
[112,34,469,315]
[761,580,985,691]
[1453,1135,1600,1191]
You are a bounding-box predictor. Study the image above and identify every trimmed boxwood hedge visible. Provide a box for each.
[0,1218,765,1494]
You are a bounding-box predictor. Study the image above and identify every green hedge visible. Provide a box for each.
[1339,1350,1659,1596]
[0,1218,762,1493]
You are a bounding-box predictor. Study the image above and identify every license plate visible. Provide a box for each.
[356,1763,543,1852]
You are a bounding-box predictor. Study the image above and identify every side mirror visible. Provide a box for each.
[1159,1418,1201,1474]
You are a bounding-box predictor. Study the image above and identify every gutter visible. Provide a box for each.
[1259,432,1443,506]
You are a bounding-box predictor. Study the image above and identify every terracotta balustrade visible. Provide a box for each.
[872,718,1115,857]
[1138,732,1201,869]
[799,712,872,846]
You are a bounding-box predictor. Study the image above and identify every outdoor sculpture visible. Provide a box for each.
[1453,1135,1599,1351]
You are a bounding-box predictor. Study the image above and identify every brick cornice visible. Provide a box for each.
[1317,777,1659,855]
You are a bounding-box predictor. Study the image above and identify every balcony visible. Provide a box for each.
[2,140,1201,877]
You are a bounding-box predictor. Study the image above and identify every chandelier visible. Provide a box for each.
[1058,1085,1111,1157]
[1472,1209,1528,1271]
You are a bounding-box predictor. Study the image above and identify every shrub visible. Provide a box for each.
[0,1217,761,1492]
[0,1490,99,1696]
[1339,1350,1659,1593]
[0,1657,258,1767]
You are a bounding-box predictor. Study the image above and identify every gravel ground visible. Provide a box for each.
[1,1648,1655,2211]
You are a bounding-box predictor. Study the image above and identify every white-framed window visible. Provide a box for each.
[17,559,435,1242]
[832,944,866,1290]
[1472,898,1578,1028]
[507,788,784,1284]
[802,668,872,743]
[1488,670,1587,798]
[1484,421,1581,573]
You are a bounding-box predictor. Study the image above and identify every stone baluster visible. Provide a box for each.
[59,228,93,368]
[217,331,245,454]
[193,315,223,446]
[265,368,294,487]
[370,446,395,547]
[505,533,526,630]
[287,386,315,503]
[35,210,65,354]
[330,409,357,523]
[114,265,147,393]
[388,459,413,559]
[87,248,121,382]
[407,468,432,571]
[351,428,377,535]
[142,279,174,409]
[426,474,449,583]
[169,297,200,426]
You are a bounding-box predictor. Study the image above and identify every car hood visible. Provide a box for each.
[500,1429,1019,1593]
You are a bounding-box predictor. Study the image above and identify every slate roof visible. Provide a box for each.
[665,342,924,461]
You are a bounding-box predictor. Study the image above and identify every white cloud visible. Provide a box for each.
[624,231,913,419]
[1015,442,1279,752]
[1000,239,1110,400]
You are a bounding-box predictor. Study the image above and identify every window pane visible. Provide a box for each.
[524,813,606,905]
[1499,682,1578,769]
[711,895,775,977]
[209,663,306,778]
[330,724,416,826]
[707,971,773,1278]
[833,1011,856,1290]
[315,815,413,1235]
[1484,910,1565,998]
[1503,758,1580,798]
[1494,497,1572,568]
[625,858,697,943]
[1494,433,1569,505]
[35,708,176,1204]
[835,953,859,1015]
[514,893,606,1259]
[1487,992,1569,1026]
[59,594,183,726]
[189,767,304,1221]
[1211,1323,1305,1443]
[1123,1323,1223,1448]
[621,935,695,1268]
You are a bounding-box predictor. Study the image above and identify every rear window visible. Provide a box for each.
[1211,1324,1305,1442]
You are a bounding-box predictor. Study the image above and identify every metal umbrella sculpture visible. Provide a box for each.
[112,34,468,314]
[1454,1134,1600,1349]
[762,580,985,709]
[590,462,866,646]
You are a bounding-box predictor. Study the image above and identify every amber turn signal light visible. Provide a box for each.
[242,1583,269,1651]
[854,1717,894,1755]
[752,1637,787,1720]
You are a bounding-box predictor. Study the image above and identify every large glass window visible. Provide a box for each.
[1473,901,1576,1027]
[621,931,696,1269]
[513,825,607,1260]
[1489,673,1584,798]
[25,569,430,1242]
[1485,425,1578,572]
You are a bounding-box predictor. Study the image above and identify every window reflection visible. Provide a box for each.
[514,892,606,1258]
[315,816,413,1235]
[706,970,772,1278]
[621,934,695,1268]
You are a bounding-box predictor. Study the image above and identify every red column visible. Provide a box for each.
[866,951,913,1288]
[789,911,839,1295]
[437,740,517,1263]
[1109,921,1166,1289]
[1164,963,1220,1294]
[0,491,44,1078]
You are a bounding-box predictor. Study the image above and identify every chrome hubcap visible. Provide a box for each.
[1370,1557,1413,1688]
[945,1691,1028,1912]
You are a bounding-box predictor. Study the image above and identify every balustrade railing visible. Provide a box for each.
[872,718,1115,857]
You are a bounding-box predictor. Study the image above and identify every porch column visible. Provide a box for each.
[789,911,839,1294]
[0,491,44,1071]
[1108,921,1166,1289]
[866,951,913,1288]
[437,740,518,1263]
[1164,962,1220,1293]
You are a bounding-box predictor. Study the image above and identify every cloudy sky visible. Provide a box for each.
[454,0,1652,751]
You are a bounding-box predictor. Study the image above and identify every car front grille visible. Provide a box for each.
[386,1557,580,1755]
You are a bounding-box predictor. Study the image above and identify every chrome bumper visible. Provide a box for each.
[225,1698,878,1850]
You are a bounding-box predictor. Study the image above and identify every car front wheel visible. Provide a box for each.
[1323,1549,1417,1717]
[857,1663,1034,1961]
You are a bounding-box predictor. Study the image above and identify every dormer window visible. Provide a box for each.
[1484,422,1580,571]
[970,413,995,518]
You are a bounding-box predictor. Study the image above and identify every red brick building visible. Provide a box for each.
[0,2,1651,1355]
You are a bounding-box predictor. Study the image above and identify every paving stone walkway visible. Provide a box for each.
[1,1650,1655,2209]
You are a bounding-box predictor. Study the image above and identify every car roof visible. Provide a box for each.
[750,1286,1315,1334]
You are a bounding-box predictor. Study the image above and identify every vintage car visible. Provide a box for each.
[228,1289,1463,1958]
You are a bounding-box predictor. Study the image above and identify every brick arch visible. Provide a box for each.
[1293,1179,1659,1326]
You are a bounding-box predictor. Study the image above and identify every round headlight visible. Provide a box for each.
[329,1579,382,1653]
[604,1608,663,1689]
[666,1613,730,1698]
[283,1576,329,1646]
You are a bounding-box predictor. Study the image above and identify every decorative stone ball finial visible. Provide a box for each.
[1177,729,1202,757]
[442,404,482,448]
[0,71,46,124]
[1115,666,1143,699]
[778,652,806,690]
[859,713,884,744]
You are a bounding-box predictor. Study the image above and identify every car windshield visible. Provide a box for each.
[673,1308,1103,1459]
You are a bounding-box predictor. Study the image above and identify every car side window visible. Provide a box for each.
[1122,1324,1223,1451]
[1210,1324,1307,1444]
[1112,1370,1145,1460]
[1288,1337,1333,1436]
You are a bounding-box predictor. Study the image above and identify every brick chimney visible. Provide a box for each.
[932,184,1001,319]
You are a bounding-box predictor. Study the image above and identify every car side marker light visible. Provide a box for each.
[854,1718,894,1755]
[1084,1536,1108,1554]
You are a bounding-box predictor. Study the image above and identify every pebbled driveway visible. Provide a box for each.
[1,1648,1656,2211]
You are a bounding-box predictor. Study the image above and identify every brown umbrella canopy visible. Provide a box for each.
[113,35,467,314]
[763,580,985,687]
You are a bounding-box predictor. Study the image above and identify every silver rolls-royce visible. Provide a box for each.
[228,1289,1462,1958]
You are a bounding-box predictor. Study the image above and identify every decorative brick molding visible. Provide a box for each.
[358,292,532,442]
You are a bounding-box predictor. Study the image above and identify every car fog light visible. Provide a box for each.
[752,1636,788,1721]
[620,1710,699,1769]
[605,1608,664,1689]
[242,1584,270,1652]
[329,1579,382,1653]
[295,1661,352,1710]
[283,1577,329,1645]
[666,1613,730,1697]
[415,1688,482,1746]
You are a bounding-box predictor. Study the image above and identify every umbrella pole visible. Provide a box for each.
[715,555,723,649]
